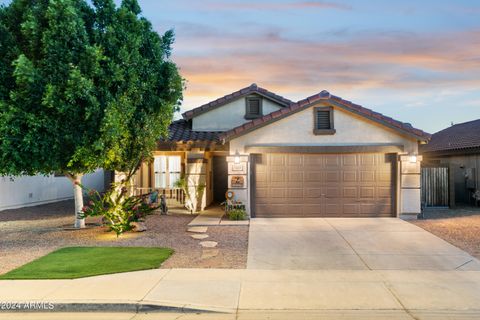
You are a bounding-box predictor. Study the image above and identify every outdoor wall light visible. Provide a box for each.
[409,154,417,163]
[234,150,240,164]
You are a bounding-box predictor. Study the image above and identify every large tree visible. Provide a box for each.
[0,0,182,228]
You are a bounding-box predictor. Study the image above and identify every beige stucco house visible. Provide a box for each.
[133,84,430,219]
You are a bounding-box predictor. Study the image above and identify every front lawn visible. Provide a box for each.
[0,247,173,279]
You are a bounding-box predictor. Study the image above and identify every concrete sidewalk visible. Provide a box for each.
[1,269,480,318]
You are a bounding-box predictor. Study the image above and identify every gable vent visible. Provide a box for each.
[248,99,260,115]
[316,110,331,130]
[245,96,263,119]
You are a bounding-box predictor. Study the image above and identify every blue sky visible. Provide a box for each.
[3,0,480,133]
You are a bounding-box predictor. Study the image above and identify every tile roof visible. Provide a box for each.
[182,83,293,120]
[420,119,480,154]
[219,90,431,143]
[162,119,222,143]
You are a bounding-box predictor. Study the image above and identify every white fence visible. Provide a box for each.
[0,169,105,211]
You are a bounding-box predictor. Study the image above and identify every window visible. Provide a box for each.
[245,96,263,119]
[154,156,181,188]
[313,106,336,135]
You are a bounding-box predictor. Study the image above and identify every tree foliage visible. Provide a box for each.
[0,0,182,226]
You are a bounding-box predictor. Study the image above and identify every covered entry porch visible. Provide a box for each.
[131,145,230,213]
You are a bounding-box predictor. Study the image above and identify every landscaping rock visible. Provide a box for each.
[187,226,208,233]
[199,241,218,248]
[191,234,209,240]
[201,248,219,259]
[131,221,147,232]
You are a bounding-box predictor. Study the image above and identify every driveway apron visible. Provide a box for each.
[247,218,480,270]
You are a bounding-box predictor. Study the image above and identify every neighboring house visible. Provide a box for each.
[420,119,480,207]
[0,170,105,211]
[132,84,430,219]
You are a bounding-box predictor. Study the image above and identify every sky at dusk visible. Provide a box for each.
[3,0,480,133]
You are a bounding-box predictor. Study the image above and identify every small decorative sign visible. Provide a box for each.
[230,175,245,188]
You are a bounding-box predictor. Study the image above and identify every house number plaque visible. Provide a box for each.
[230,175,245,188]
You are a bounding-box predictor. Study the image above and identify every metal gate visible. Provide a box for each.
[421,167,449,207]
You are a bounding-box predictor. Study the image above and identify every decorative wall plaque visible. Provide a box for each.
[228,162,247,174]
[230,175,245,188]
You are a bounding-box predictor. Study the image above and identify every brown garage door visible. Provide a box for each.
[253,153,395,217]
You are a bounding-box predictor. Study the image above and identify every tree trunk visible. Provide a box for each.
[66,173,85,228]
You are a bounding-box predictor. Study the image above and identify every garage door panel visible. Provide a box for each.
[343,204,360,215]
[254,153,394,218]
[287,188,303,198]
[325,171,340,182]
[360,187,375,199]
[324,155,341,167]
[360,204,391,216]
[377,187,392,198]
[343,171,357,182]
[378,171,392,182]
[325,204,343,215]
[287,154,304,166]
[269,188,286,198]
[343,187,358,198]
[304,172,322,182]
[342,154,357,166]
[304,188,323,198]
[360,154,376,166]
[270,154,286,166]
[304,155,324,166]
[255,188,268,199]
[288,171,304,182]
[325,187,340,198]
[303,204,321,215]
[360,171,375,182]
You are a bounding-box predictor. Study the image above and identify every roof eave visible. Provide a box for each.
[220,98,431,143]
[182,88,292,121]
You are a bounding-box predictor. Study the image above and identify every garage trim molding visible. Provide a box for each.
[245,144,404,154]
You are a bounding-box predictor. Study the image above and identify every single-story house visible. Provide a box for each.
[420,119,480,207]
[132,84,430,219]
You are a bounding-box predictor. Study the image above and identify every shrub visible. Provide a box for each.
[79,181,158,236]
[227,208,247,221]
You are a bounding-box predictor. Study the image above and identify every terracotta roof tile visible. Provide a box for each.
[161,120,221,143]
[420,119,480,153]
[219,90,431,142]
[182,83,293,120]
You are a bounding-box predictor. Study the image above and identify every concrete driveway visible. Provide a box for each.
[247,218,480,270]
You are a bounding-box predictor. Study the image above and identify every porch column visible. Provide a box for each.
[226,154,250,216]
[185,151,207,212]
[399,154,423,219]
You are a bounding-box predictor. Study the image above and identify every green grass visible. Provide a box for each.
[0,247,173,280]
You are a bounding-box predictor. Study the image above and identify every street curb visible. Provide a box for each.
[0,302,227,314]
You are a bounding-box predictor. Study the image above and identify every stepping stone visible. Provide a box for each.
[191,234,209,240]
[201,249,219,259]
[199,241,218,248]
[187,226,208,233]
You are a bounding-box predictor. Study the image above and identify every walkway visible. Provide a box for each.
[187,205,249,227]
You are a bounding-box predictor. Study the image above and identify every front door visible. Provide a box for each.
[213,156,229,203]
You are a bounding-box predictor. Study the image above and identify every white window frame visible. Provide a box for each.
[154,155,182,188]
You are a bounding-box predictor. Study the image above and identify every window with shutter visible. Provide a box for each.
[245,96,263,119]
[313,106,336,135]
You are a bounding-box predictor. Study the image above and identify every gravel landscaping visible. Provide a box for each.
[0,200,248,275]
[411,207,480,260]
